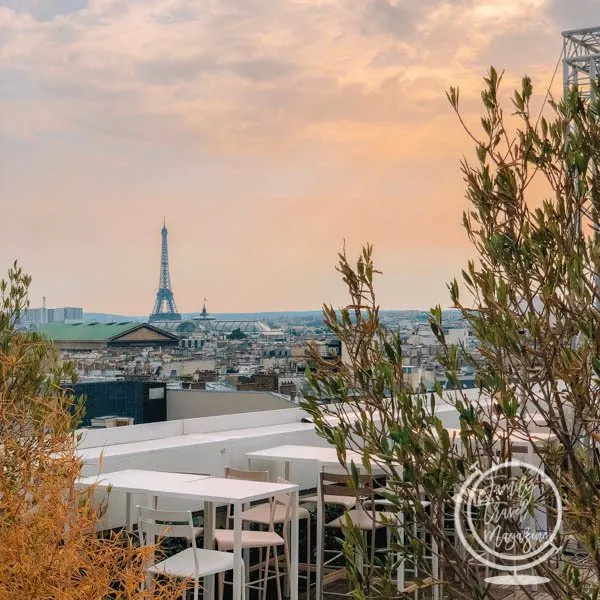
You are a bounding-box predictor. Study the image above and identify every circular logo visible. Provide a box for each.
[454,460,562,585]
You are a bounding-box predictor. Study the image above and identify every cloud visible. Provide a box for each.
[135,56,296,85]
[229,58,296,81]
[549,0,599,31]
[0,0,452,154]
[1,0,88,21]
[135,56,221,85]
[0,0,574,177]
[0,0,574,158]
[359,0,457,39]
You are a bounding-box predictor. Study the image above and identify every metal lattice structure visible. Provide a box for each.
[208,320,272,333]
[149,220,181,322]
[563,26,600,100]
[563,26,600,309]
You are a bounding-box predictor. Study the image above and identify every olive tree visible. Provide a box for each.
[302,70,600,599]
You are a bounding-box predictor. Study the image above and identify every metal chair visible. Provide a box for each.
[137,505,239,600]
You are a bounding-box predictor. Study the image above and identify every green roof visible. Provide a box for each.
[38,322,146,342]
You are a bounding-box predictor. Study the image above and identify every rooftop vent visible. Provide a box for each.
[90,415,134,428]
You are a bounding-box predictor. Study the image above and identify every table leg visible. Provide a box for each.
[413,516,418,600]
[242,459,251,598]
[316,467,323,600]
[397,508,405,593]
[290,490,299,600]
[233,503,243,600]
[204,501,215,599]
[243,502,250,600]
[432,517,439,600]
[145,494,159,571]
[125,492,131,530]
[283,460,291,597]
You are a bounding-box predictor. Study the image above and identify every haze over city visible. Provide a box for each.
[0,0,593,313]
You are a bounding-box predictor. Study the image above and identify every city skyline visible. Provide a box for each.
[0,0,594,313]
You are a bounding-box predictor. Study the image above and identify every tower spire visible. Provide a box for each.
[149,221,181,322]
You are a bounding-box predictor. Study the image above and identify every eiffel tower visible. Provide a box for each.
[149,219,181,322]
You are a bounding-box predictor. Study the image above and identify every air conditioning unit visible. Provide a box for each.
[90,415,134,428]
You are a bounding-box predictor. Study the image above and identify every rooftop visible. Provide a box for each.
[37,322,177,342]
[39,321,140,341]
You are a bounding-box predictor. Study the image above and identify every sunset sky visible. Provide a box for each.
[0,0,595,314]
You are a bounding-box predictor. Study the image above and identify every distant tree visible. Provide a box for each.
[0,262,184,599]
[303,70,600,599]
[228,328,247,340]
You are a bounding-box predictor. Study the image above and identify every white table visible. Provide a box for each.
[247,444,363,478]
[247,445,365,600]
[79,470,300,600]
[77,469,211,529]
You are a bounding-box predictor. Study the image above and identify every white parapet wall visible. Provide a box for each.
[167,389,296,420]
[77,419,185,450]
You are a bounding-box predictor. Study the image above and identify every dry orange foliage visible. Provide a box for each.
[0,263,185,599]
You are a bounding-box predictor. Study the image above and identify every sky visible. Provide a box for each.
[0,0,596,314]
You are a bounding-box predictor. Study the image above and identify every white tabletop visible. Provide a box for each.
[175,476,298,504]
[78,470,298,504]
[247,444,362,465]
[445,429,556,443]
[77,469,210,495]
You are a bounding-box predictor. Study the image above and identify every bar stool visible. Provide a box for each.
[240,478,312,596]
[364,491,432,598]
[216,467,287,600]
[317,472,398,598]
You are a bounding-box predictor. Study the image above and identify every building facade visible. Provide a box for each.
[25,305,84,326]
[68,380,167,427]
[38,322,180,351]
